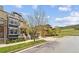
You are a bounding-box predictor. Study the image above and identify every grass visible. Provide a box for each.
[53,28,79,38]
[58,28,79,36]
[0,40,46,53]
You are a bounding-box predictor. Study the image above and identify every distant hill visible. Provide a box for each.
[54,24,79,36]
[59,24,79,30]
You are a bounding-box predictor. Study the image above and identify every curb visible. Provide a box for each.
[16,42,48,53]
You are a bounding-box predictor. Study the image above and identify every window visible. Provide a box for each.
[14,30,18,34]
[9,29,18,34]
[9,17,19,25]
[10,20,13,24]
[0,18,4,24]
[9,18,14,24]
[9,29,13,34]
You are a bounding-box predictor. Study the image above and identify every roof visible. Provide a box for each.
[0,8,27,25]
[12,12,22,17]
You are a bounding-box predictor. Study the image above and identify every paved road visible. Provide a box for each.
[20,36,79,53]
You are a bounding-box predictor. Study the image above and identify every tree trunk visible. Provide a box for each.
[34,38,35,42]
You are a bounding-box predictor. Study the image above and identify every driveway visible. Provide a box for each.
[19,36,79,53]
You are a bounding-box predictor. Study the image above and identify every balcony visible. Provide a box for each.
[8,17,20,28]
[8,24,19,27]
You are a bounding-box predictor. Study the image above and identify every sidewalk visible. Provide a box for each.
[0,40,33,48]
[0,37,56,48]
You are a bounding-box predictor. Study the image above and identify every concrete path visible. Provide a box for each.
[19,36,79,53]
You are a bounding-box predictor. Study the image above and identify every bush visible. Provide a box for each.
[6,39,26,44]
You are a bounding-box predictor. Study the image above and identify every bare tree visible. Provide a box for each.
[27,7,48,42]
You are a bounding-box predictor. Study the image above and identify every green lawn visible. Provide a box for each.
[0,40,46,53]
[58,28,79,36]
[53,28,79,38]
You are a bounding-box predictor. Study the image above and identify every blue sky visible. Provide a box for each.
[3,5,79,27]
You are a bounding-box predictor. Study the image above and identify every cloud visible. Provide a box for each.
[32,5,38,10]
[50,5,72,12]
[15,5,22,8]
[70,11,79,16]
[55,11,79,26]
[46,16,55,20]
[58,5,71,12]
[47,16,50,18]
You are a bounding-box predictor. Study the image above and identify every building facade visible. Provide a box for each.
[8,12,20,39]
[0,6,28,43]
[0,9,8,43]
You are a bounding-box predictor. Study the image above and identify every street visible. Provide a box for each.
[19,36,79,53]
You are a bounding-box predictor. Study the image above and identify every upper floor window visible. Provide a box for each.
[0,17,4,24]
[9,17,19,25]
[9,29,18,34]
[14,30,18,34]
[9,29,13,34]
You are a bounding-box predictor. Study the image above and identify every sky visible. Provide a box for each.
[3,5,79,27]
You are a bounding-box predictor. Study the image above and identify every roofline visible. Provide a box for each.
[0,10,27,24]
[0,10,9,15]
[12,12,22,17]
